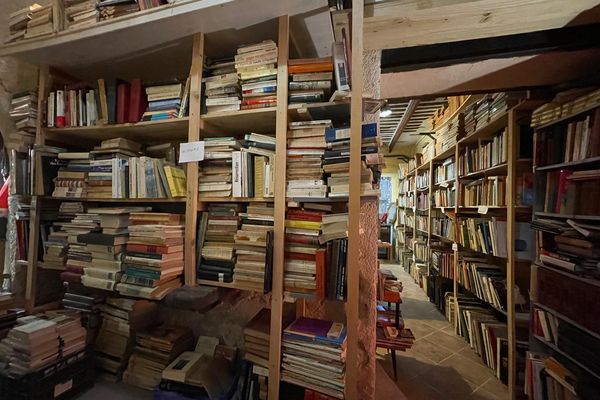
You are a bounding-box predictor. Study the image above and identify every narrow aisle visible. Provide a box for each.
[377,262,509,400]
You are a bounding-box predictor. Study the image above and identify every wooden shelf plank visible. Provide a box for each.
[196,279,263,292]
[458,110,509,146]
[198,196,274,203]
[534,212,600,221]
[201,107,277,135]
[458,159,532,179]
[534,102,600,130]
[534,155,600,172]
[44,196,185,203]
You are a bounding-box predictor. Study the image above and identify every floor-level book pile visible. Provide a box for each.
[281,316,346,399]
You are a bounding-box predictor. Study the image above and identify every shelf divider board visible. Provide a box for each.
[268,15,289,400]
[427,160,433,274]
[506,109,518,400]
[184,33,204,286]
[453,137,460,330]
[346,1,364,399]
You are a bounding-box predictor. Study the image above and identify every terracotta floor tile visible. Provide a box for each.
[439,353,496,386]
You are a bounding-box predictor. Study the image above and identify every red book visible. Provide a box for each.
[284,252,315,261]
[555,169,573,213]
[126,243,182,254]
[315,248,326,299]
[287,209,323,222]
[64,91,71,127]
[304,389,315,400]
[590,108,600,157]
[128,78,147,123]
[285,233,319,245]
[56,90,65,128]
[116,82,131,124]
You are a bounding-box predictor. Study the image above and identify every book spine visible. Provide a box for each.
[55,90,65,127]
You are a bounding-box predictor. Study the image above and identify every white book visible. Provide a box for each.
[47,92,55,128]
[56,90,65,126]
[232,151,242,197]
[332,42,350,91]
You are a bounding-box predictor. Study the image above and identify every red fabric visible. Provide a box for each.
[0,177,9,210]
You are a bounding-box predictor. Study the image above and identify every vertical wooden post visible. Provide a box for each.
[346,1,363,399]
[268,15,289,400]
[506,110,518,400]
[426,160,433,273]
[453,141,460,328]
[184,33,204,286]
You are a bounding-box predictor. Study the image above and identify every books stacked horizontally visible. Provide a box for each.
[241,133,276,198]
[97,0,139,20]
[64,0,98,29]
[53,151,91,198]
[61,287,104,343]
[434,112,464,156]
[288,57,334,104]
[25,4,53,40]
[79,208,132,291]
[61,210,101,284]
[123,325,194,390]
[286,120,330,198]
[7,4,41,43]
[197,204,242,283]
[323,122,380,197]
[48,312,87,358]
[281,317,346,400]
[8,91,37,133]
[41,203,80,270]
[236,40,279,110]
[243,309,270,368]
[119,212,184,300]
[199,137,240,197]
[142,80,190,121]
[233,204,274,291]
[203,58,241,114]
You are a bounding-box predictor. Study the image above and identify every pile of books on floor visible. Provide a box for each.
[288,57,334,104]
[119,212,184,300]
[203,58,241,114]
[281,317,346,400]
[97,0,140,20]
[234,204,274,291]
[53,151,91,198]
[142,80,190,121]
[123,325,194,390]
[236,40,279,110]
[61,209,101,284]
[64,0,98,29]
[197,204,241,283]
[8,91,37,133]
[286,120,330,198]
[79,208,131,291]
[323,122,381,197]
[199,137,239,197]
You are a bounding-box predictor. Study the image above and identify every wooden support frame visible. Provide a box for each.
[268,15,289,400]
[184,33,204,286]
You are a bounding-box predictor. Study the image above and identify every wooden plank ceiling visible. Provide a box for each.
[380,98,447,146]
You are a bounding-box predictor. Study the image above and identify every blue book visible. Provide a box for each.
[325,122,378,143]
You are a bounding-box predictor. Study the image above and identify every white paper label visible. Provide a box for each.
[452,243,458,251]
[478,205,489,214]
[440,181,449,188]
[179,141,205,163]
[440,207,445,213]
[218,272,224,282]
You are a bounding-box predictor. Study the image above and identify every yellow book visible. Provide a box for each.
[285,220,321,230]
[164,166,187,198]
[254,156,265,198]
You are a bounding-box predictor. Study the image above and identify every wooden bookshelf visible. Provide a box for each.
[44,196,185,203]
[198,196,274,203]
[196,279,264,292]
[534,155,600,172]
[201,108,277,135]
[457,109,509,145]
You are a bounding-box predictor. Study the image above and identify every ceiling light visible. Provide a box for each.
[380,105,392,118]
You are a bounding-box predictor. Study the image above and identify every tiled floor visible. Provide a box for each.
[377,262,509,400]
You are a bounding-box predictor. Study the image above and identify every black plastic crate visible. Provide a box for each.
[0,350,95,400]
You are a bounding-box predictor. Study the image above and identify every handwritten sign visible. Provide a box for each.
[452,243,458,251]
[478,205,489,214]
[179,141,205,163]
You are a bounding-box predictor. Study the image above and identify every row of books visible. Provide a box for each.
[459,176,507,207]
[431,216,454,240]
[416,170,429,189]
[434,113,464,155]
[8,91,37,134]
[525,353,582,400]
[7,3,53,43]
[456,218,508,258]
[399,174,415,194]
[288,57,334,104]
[414,239,428,262]
[416,191,428,210]
[64,0,98,29]
[542,169,600,216]
[463,92,521,136]
[432,250,454,279]
[415,215,428,232]
[46,79,189,127]
[458,128,508,175]
[531,87,600,127]
[434,157,455,184]
[433,187,456,208]
[398,193,413,208]
[458,258,507,311]
[199,134,275,198]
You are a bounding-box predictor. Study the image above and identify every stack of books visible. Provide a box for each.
[123,325,195,390]
[88,156,127,199]
[284,207,324,295]
[64,0,98,29]
[323,122,380,197]
[97,1,140,20]
[233,204,274,291]
[8,91,37,133]
[288,57,334,104]
[41,204,75,270]
[47,87,98,127]
[24,4,53,40]
[281,317,346,399]
[61,287,104,342]
[53,151,91,198]
[243,308,271,368]
[79,208,131,291]
[235,40,279,110]
[199,137,240,197]
[203,59,241,114]
[7,4,42,43]
[48,312,87,358]
[319,213,348,244]
[434,113,464,155]
[142,80,189,121]
[197,204,242,283]
[286,120,330,198]
[119,212,184,300]
[61,210,101,284]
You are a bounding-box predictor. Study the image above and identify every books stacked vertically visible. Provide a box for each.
[197,204,241,283]
[458,258,507,311]
[142,80,189,121]
[79,208,133,291]
[7,4,41,43]
[53,151,91,198]
[8,92,37,133]
[24,4,53,39]
[64,0,98,29]
[61,209,101,284]
[524,354,587,400]
[47,87,99,127]
[234,204,274,291]
[288,57,334,104]
[432,250,454,279]
[203,58,241,114]
[119,212,184,300]
[199,137,240,197]
[457,218,507,258]
[97,1,140,20]
[323,123,381,197]
[459,176,507,207]
[242,133,276,198]
[431,216,454,240]
[287,120,330,198]
[123,325,194,390]
[236,40,278,110]
[281,317,346,399]
[243,308,270,368]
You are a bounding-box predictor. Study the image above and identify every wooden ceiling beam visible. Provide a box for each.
[388,99,420,151]
[364,0,600,51]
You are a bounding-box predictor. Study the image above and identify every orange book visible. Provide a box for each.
[288,63,334,74]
